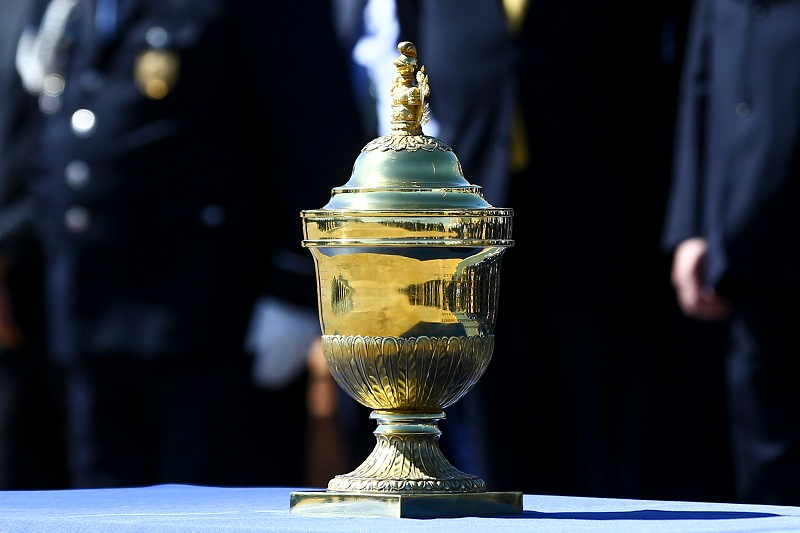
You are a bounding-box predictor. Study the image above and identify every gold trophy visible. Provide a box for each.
[291,42,520,518]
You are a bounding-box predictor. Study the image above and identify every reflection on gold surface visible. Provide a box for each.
[311,248,503,338]
[293,41,520,516]
[304,213,512,242]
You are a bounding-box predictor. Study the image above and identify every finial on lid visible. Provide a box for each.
[363,41,449,153]
[390,41,430,136]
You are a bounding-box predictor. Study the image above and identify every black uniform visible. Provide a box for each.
[15,0,364,487]
[663,0,800,505]
[0,0,69,491]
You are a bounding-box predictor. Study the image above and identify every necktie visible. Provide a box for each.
[94,0,117,43]
[503,0,530,173]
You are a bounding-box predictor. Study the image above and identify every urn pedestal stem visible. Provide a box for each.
[328,411,485,493]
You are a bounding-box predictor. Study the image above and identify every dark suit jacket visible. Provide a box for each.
[0,0,40,259]
[411,0,714,500]
[0,0,46,350]
[662,0,800,299]
[19,0,365,362]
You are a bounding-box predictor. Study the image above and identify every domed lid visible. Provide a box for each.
[320,41,493,212]
[302,41,512,248]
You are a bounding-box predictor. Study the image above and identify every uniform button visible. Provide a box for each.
[71,109,96,137]
[39,93,62,114]
[42,74,65,97]
[145,26,170,48]
[64,160,91,189]
[736,102,751,118]
[200,204,226,227]
[752,3,767,19]
[39,74,65,114]
[64,206,90,233]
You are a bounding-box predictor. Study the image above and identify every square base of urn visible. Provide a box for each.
[289,490,523,519]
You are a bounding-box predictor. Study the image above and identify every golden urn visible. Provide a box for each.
[291,42,520,518]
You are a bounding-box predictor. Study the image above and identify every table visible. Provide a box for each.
[1,484,799,532]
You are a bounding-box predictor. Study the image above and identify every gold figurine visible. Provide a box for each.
[292,42,520,518]
[390,41,429,135]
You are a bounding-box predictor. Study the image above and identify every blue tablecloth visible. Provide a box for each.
[1,484,799,532]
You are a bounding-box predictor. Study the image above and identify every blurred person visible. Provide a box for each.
[315,0,733,502]
[409,0,734,501]
[663,0,800,506]
[0,0,70,490]
[11,0,365,488]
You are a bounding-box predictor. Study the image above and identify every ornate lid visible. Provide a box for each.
[321,41,498,211]
[302,41,512,247]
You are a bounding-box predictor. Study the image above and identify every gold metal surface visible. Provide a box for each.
[290,490,523,519]
[294,41,519,517]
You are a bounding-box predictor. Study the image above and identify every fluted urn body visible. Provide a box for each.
[300,42,513,495]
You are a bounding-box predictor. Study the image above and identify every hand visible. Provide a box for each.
[245,296,321,390]
[671,237,732,321]
[306,338,338,418]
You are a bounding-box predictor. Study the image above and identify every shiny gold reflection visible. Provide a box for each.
[293,41,520,510]
[310,248,504,338]
[309,246,505,411]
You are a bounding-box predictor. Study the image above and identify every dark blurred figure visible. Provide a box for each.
[663,0,800,506]
[10,0,364,488]
[0,0,70,491]
[406,0,735,501]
